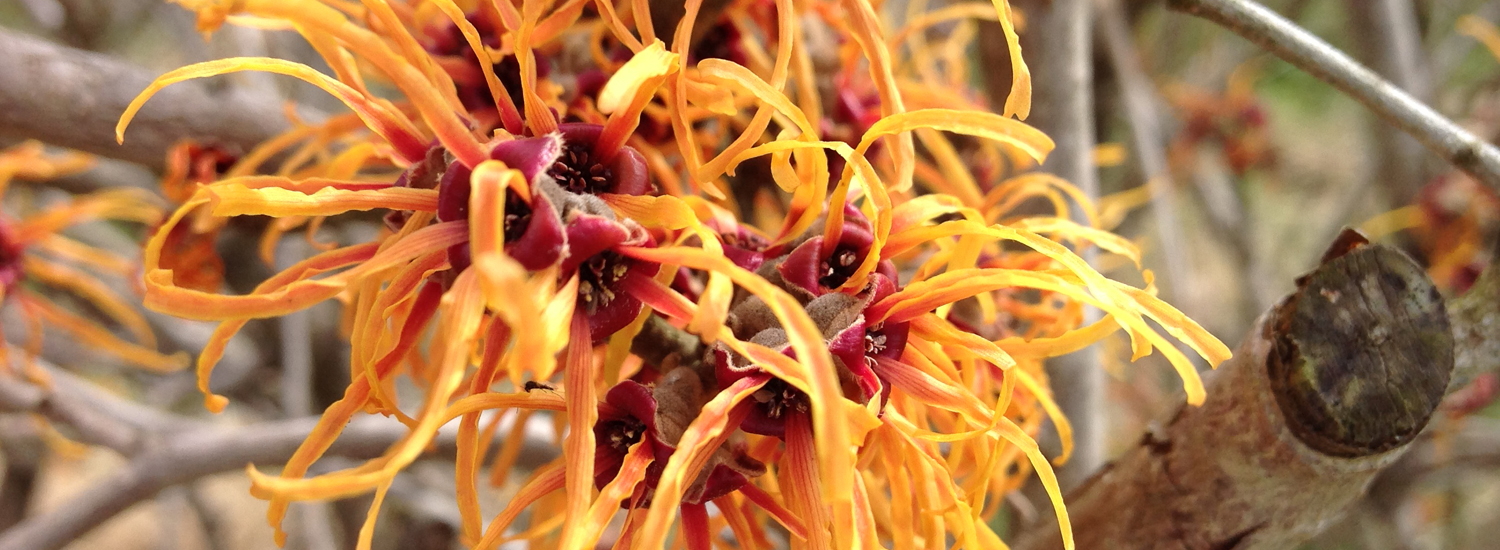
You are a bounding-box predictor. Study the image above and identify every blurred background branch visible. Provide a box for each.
[0,29,289,171]
[1168,0,1500,191]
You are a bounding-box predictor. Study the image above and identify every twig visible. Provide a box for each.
[0,358,556,550]
[992,0,1104,491]
[1346,0,1431,207]
[278,239,315,418]
[273,238,342,550]
[1095,0,1191,309]
[1444,260,1500,392]
[0,369,145,456]
[1166,0,1500,193]
[0,416,411,550]
[0,29,287,171]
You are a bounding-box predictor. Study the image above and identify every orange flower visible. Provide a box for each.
[116,1,1229,549]
[0,142,183,378]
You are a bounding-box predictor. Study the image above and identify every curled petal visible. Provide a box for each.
[116,57,426,163]
[207,184,438,217]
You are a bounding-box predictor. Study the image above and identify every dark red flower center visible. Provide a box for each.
[599,416,647,452]
[754,378,809,421]
[549,142,614,195]
[818,246,863,289]
[864,329,888,356]
[577,251,631,312]
[502,189,533,243]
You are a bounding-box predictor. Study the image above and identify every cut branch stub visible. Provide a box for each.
[1270,240,1452,457]
[1015,237,1454,550]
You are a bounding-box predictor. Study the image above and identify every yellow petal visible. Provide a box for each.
[207,184,438,217]
[116,57,426,162]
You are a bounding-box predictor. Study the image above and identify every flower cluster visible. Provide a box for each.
[0,141,180,380]
[119,1,1229,549]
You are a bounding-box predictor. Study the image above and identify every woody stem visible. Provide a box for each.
[1167,0,1500,192]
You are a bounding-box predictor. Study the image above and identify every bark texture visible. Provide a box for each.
[1017,234,1454,550]
[992,0,1104,491]
[0,29,287,170]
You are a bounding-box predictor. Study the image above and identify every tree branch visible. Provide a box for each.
[1166,0,1500,193]
[0,369,146,456]
[1095,0,1191,309]
[0,358,558,550]
[1345,0,1431,207]
[1016,233,1454,550]
[0,29,288,171]
[0,416,410,550]
[994,0,1104,491]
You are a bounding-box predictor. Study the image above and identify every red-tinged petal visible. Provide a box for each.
[563,214,632,270]
[603,380,661,436]
[437,160,472,224]
[555,123,653,195]
[621,246,853,500]
[508,191,567,270]
[782,412,832,550]
[617,270,696,322]
[690,464,750,504]
[826,318,880,401]
[489,133,566,182]
[738,481,808,540]
[680,502,712,550]
[632,375,769,549]
[561,441,656,550]
[777,237,825,297]
[425,0,525,135]
[561,313,598,541]
[589,288,648,342]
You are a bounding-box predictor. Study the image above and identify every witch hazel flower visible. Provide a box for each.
[114,1,1238,549]
[0,142,183,377]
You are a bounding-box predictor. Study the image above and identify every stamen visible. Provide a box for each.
[864,330,887,355]
[818,247,863,289]
[576,251,632,312]
[502,189,533,243]
[756,378,809,420]
[600,417,647,451]
[549,141,615,195]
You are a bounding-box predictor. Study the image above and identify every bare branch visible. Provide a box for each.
[0,29,288,171]
[1346,0,1432,206]
[992,0,1105,490]
[1166,0,1500,193]
[0,370,145,456]
[0,358,557,550]
[1447,260,1500,390]
[1095,0,1191,308]
[0,416,410,550]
